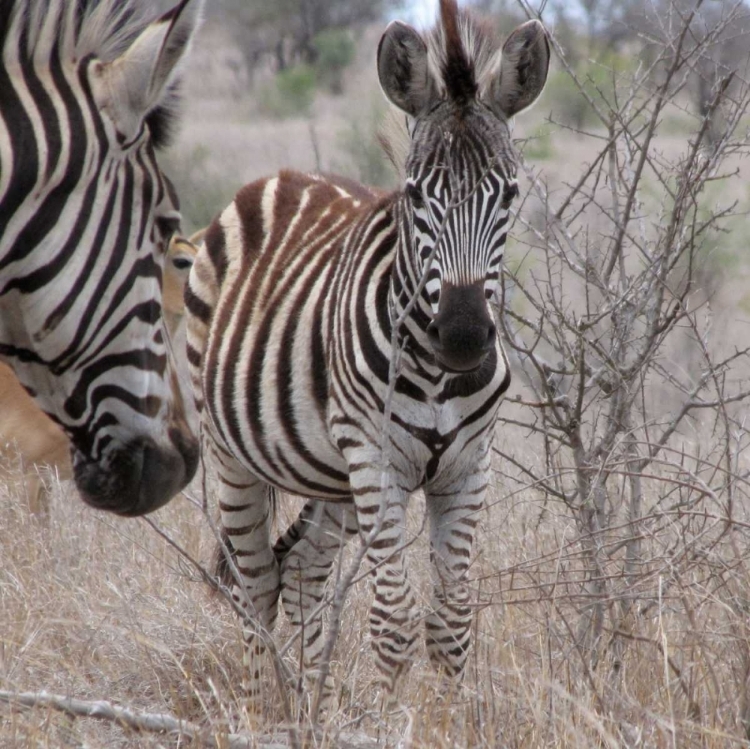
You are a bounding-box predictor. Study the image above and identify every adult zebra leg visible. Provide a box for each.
[212,441,280,711]
[274,499,358,712]
[424,443,491,684]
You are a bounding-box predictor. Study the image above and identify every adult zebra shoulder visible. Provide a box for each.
[186,0,549,703]
[0,0,201,515]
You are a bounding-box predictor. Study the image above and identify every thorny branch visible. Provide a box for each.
[500,0,750,720]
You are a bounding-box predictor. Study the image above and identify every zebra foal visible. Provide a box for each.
[186,0,549,703]
[0,0,202,514]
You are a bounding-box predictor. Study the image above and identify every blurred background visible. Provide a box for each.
[163,0,750,241]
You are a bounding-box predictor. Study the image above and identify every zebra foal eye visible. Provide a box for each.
[500,182,519,210]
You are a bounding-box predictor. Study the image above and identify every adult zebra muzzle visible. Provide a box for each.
[73,429,199,517]
[426,281,496,373]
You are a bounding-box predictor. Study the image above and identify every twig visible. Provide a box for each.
[0,689,283,749]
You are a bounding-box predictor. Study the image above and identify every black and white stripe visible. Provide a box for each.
[187,0,549,705]
[0,0,202,515]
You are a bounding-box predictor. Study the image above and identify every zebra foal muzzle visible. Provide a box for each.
[426,281,496,373]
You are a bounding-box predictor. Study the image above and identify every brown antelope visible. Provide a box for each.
[0,233,201,514]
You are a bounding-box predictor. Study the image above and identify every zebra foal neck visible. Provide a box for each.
[186,0,549,708]
[0,0,202,516]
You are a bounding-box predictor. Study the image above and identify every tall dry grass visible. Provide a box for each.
[2,433,750,747]
[0,472,240,747]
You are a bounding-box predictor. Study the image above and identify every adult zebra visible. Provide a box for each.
[186,0,549,701]
[0,231,202,516]
[0,0,201,515]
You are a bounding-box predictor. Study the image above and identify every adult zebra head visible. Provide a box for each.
[0,0,201,515]
[378,0,549,373]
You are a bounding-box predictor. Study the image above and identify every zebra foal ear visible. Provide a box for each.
[377,21,438,118]
[92,0,203,140]
[485,20,549,118]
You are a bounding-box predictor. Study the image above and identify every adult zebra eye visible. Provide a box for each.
[156,216,181,241]
[406,183,424,208]
[501,182,519,210]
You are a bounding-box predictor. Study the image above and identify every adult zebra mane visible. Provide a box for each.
[0,0,186,148]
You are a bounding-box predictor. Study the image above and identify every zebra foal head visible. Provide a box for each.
[378,0,549,372]
[0,0,202,515]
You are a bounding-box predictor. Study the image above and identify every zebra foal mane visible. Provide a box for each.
[427,0,501,106]
[378,0,538,175]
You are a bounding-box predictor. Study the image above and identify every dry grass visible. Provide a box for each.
[0,473,241,747]
[2,437,750,747]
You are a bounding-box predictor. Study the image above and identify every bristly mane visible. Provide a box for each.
[378,1,505,175]
[427,0,502,107]
[0,0,183,149]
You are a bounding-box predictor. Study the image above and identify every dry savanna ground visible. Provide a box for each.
[3,429,750,748]
[3,13,750,749]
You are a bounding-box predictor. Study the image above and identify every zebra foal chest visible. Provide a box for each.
[327,350,506,489]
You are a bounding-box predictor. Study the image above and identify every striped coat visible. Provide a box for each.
[187,0,549,705]
[0,0,202,515]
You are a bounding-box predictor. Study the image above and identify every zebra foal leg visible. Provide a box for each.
[274,499,358,712]
[345,463,419,694]
[213,446,280,711]
[424,458,489,684]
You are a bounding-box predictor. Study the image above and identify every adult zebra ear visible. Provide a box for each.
[377,21,438,118]
[484,20,550,118]
[91,0,203,142]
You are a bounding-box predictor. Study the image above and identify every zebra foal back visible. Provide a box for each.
[187,0,549,710]
[0,0,202,515]
[186,169,378,462]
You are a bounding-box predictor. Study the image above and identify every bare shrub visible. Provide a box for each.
[489,0,750,741]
